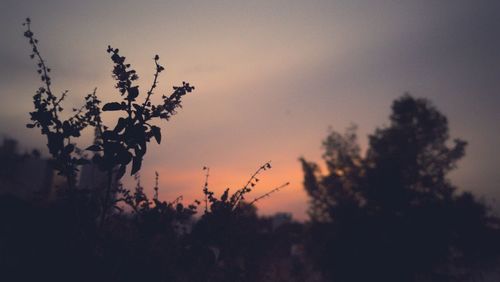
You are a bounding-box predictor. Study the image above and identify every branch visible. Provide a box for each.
[249,182,290,205]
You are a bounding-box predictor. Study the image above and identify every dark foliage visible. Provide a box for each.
[4,18,497,282]
[187,164,292,281]
[0,162,299,282]
[7,18,303,282]
[22,18,194,225]
[302,95,500,282]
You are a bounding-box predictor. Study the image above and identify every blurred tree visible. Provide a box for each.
[302,95,500,282]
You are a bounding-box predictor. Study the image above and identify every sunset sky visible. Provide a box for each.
[1,0,499,219]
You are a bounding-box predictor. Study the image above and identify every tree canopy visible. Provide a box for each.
[301,95,499,282]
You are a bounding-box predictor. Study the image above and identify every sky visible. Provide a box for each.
[1,0,499,220]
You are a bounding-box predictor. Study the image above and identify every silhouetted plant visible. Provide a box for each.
[192,163,290,281]
[18,18,309,282]
[92,46,194,177]
[23,18,94,189]
[102,172,199,247]
[201,162,289,215]
[23,18,194,223]
[302,94,500,282]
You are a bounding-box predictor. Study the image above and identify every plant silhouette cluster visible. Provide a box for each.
[201,162,289,214]
[1,18,498,282]
[22,18,194,223]
[94,46,194,178]
[0,155,298,282]
[11,20,303,282]
[23,18,94,187]
[301,95,500,282]
[114,173,198,230]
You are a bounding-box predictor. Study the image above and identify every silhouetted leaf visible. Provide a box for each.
[117,149,132,165]
[151,126,161,144]
[47,132,63,155]
[127,86,139,100]
[114,117,127,133]
[62,144,75,155]
[102,102,123,111]
[111,53,121,63]
[133,103,142,111]
[86,144,102,151]
[131,156,142,175]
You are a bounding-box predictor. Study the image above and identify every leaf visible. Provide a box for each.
[114,117,127,133]
[131,156,142,175]
[86,144,102,151]
[47,132,64,155]
[151,126,161,144]
[62,144,75,155]
[111,53,121,63]
[127,86,139,100]
[62,121,71,135]
[102,102,124,111]
[133,103,142,111]
[117,149,132,165]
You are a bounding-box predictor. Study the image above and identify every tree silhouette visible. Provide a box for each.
[301,95,500,282]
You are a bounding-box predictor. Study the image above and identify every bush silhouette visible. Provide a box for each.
[22,18,194,224]
[301,95,500,281]
[8,19,294,280]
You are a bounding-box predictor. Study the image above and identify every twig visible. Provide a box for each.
[142,55,164,109]
[249,182,290,205]
[232,161,272,208]
[202,166,210,212]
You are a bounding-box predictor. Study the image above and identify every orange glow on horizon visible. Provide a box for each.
[123,161,309,221]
